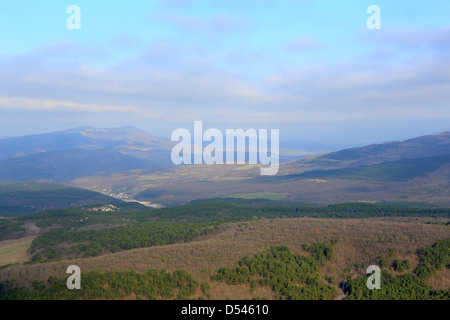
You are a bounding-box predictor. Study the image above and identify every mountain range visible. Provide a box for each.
[284,131,450,172]
[0,127,449,206]
[0,126,174,182]
[68,130,450,206]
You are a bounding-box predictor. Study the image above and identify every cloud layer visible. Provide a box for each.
[0,2,449,145]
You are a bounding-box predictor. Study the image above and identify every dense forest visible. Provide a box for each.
[211,240,338,300]
[0,269,202,300]
[343,239,450,300]
[0,182,137,217]
[0,219,24,237]
[1,200,449,262]
[7,201,450,232]
[30,222,215,260]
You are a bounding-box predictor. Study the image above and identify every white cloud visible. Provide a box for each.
[1,31,449,138]
[0,97,140,113]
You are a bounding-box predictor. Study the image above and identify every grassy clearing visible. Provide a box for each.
[0,236,35,266]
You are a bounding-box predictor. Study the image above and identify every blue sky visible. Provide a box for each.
[0,0,449,147]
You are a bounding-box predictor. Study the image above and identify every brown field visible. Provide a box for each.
[69,161,450,206]
[0,218,448,299]
[0,236,35,266]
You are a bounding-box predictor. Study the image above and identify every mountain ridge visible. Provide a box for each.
[1,128,449,206]
[0,126,175,182]
[0,181,139,217]
[283,131,450,173]
[69,130,450,206]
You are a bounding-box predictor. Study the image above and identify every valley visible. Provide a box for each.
[66,131,450,207]
[2,1,449,305]
[0,128,449,300]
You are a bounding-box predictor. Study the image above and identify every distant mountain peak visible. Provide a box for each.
[0,126,175,182]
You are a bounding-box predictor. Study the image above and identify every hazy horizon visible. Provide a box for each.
[1,1,450,147]
[1,124,448,153]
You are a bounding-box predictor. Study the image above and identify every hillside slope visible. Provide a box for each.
[282,153,450,182]
[0,182,130,217]
[1,217,448,299]
[284,131,450,172]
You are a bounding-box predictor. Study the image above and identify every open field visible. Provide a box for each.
[0,236,35,266]
[1,217,448,299]
[69,161,450,207]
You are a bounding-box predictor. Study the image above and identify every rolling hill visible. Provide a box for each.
[0,181,135,217]
[284,131,450,172]
[281,153,450,182]
[0,200,449,299]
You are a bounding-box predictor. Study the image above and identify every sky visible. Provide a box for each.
[0,0,449,148]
